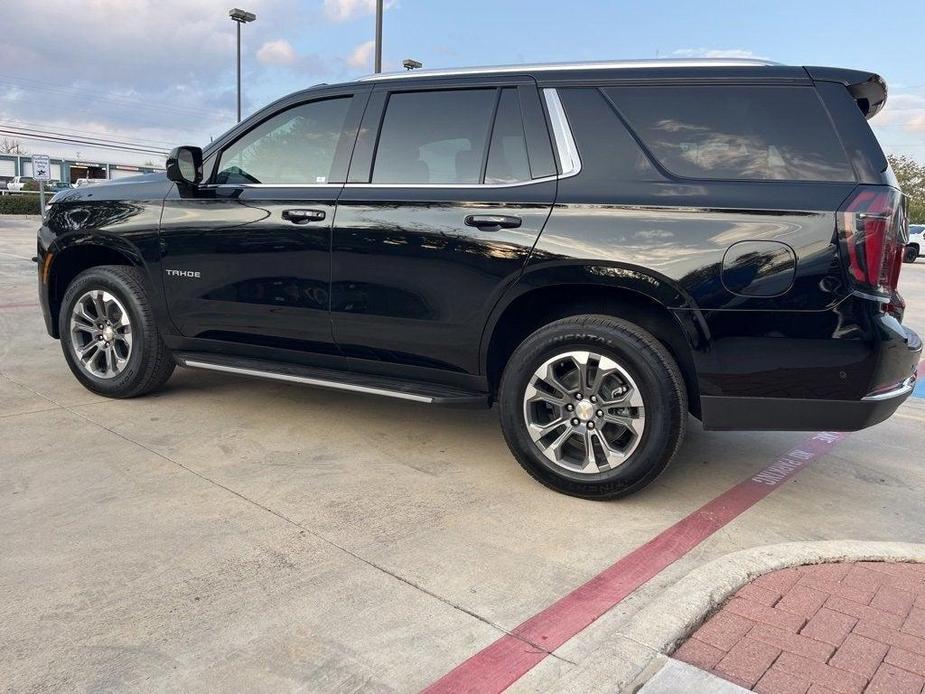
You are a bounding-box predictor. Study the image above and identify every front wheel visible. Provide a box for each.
[59,265,175,398]
[498,315,687,500]
[904,246,919,263]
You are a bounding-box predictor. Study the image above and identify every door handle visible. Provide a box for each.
[465,214,522,231]
[282,208,326,224]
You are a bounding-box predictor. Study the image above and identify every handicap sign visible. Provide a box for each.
[32,154,51,181]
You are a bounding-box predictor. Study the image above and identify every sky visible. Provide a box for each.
[1,0,924,168]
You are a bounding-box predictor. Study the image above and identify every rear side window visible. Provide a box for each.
[372,89,496,184]
[605,86,854,182]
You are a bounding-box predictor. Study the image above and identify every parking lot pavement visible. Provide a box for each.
[2,213,924,692]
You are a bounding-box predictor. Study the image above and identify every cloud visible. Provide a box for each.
[0,1,241,91]
[0,0,330,164]
[907,115,925,134]
[257,39,297,66]
[878,92,925,133]
[347,40,375,69]
[671,48,771,61]
[324,0,393,22]
[865,87,925,160]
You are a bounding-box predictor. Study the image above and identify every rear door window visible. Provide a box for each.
[485,88,531,184]
[372,89,496,185]
[604,86,854,182]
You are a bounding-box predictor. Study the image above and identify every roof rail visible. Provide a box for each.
[357,58,780,82]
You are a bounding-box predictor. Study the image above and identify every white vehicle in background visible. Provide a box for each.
[906,224,924,263]
[6,175,35,191]
[74,177,107,187]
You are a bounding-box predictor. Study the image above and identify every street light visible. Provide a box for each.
[374,0,383,73]
[229,8,257,122]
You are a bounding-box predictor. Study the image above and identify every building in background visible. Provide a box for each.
[0,154,163,184]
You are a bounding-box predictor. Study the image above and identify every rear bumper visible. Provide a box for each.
[701,324,921,432]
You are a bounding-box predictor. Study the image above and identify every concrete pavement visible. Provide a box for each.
[2,214,924,692]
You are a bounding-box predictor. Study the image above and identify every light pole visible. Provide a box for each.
[374,0,383,73]
[229,8,256,122]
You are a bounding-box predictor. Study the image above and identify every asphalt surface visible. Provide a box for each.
[1,214,924,692]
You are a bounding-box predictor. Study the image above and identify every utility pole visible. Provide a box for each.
[374,0,383,73]
[229,8,257,122]
[236,21,241,119]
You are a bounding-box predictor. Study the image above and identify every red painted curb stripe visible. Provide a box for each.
[0,302,39,310]
[423,431,847,694]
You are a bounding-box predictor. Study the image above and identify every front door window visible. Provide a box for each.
[215,97,352,185]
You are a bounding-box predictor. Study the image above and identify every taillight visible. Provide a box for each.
[836,186,906,296]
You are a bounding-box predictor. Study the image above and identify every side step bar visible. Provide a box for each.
[174,352,489,407]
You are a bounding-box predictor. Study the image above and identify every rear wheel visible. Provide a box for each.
[904,245,919,263]
[59,265,175,398]
[498,315,686,500]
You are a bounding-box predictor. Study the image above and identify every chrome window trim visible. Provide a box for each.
[358,58,779,82]
[342,175,557,190]
[201,88,581,190]
[200,178,557,190]
[543,88,581,178]
[201,183,340,189]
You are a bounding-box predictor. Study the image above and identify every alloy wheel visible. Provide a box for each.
[522,350,645,474]
[69,289,133,379]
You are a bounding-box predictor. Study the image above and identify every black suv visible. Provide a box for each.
[37,59,921,499]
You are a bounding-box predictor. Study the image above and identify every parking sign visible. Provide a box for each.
[32,154,51,181]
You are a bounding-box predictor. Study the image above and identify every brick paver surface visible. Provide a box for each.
[673,562,925,693]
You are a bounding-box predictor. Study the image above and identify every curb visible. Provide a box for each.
[638,658,751,694]
[553,541,925,692]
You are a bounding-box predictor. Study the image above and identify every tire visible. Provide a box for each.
[904,246,919,263]
[58,265,175,398]
[498,315,687,500]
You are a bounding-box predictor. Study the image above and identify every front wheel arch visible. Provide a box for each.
[46,243,139,338]
[58,265,174,397]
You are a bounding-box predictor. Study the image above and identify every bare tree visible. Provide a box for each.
[0,138,29,155]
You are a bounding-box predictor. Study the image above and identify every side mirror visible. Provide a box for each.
[166,146,204,186]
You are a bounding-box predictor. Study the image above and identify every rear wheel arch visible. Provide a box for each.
[46,242,141,338]
[483,280,704,417]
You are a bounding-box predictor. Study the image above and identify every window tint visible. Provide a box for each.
[605,86,854,182]
[485,88,531,184]
[372,89,496,184]
[215,97,351,185]
[559,88,657,182]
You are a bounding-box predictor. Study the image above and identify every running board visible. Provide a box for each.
[174,352,489,407]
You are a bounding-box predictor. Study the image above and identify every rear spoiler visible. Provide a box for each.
[804,66,887,120]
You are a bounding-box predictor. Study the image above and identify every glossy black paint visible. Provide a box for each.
[159,187,342,358]
[36,62,921,431]
[38,175,171,337]
[331,185,555,374]
[330,76,558,379]
[721,241,796,298]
